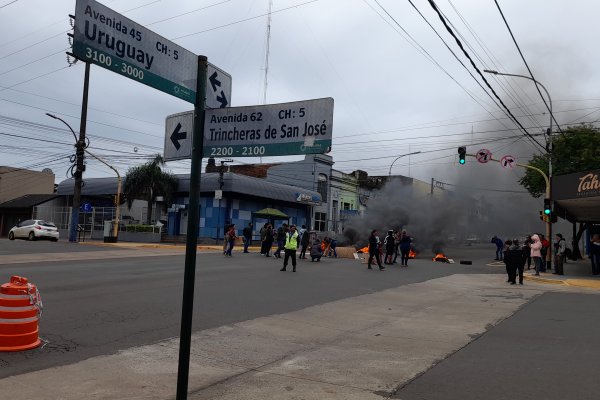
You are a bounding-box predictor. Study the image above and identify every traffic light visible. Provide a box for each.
[458,146,466,165]
[543,198,552,216]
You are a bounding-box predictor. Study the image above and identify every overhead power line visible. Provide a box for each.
[425,0,546,152]
[493,0,564,137]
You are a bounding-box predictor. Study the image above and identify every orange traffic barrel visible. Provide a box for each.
[0,276,43,352]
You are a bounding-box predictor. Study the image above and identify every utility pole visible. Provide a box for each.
[69,61,90,242]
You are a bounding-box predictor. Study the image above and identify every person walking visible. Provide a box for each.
[280,224,299,272]
[553,233,567,275]
[384,230,395,265]
[310,238,323,262]
[299,227,310,259]
[367,230,385,270]
[590,234,600,275]
[530,234,543,276]
[399,230,413,266]
[225,224,237,257]
[242,223,252,253]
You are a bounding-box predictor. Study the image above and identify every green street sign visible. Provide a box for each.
[203,98,334,157]
[73,0,197,103]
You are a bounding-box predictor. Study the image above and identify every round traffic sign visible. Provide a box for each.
[476,149,492,163]
[500,155,516,169]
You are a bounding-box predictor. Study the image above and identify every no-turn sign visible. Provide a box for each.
[500,155,516,169]
[476,149,492,163]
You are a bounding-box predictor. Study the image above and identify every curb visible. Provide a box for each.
[524,274,600,290]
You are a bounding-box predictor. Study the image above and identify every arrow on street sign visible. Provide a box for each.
[476,148,492,163]
[207,63,232,109]
[500,155,516,169]
[164,111,194,161]
[170,123,187,150]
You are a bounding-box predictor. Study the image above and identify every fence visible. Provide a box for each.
[32,206,161,241]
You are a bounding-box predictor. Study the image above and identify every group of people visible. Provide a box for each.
[367,229,413,270]
[499,232,570,285]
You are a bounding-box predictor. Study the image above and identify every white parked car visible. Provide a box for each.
[8,219,59,241]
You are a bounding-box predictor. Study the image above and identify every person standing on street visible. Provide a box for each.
[280,224,299,272]
[399,230,413,266]
[384,230,395,265]
[299,227,310,259]
[242,223,252,253]
[259,223,268,255]
[530,234,543,276]
[368,230,385,270]
[264,223,274,257]
[503,239,525,285]
[540,234,550,271]
[492,236,504,261]
[524,235,533,269]
[274,224,288,259]
[553,233,567,275]
[590,234,600,275]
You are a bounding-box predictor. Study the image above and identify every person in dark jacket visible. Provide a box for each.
[310,238,323,262]
[492,236,504,260]
[274,224,288,259]
[504,239,525,285]
[384,230,395,264]
[299,227,310,259]
[368,230,385,270]
[264,224,274,257]
[242,223,252,253]
[590,234,600,275]
[399,230,413,266]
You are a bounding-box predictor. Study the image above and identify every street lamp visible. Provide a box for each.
[389,151,422,176]
[46,113,121,242]
[483,69,555,269]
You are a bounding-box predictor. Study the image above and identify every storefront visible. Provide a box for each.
[553,169,600,258]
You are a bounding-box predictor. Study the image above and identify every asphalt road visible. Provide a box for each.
[0,240,498,378]
[393,291,600,400]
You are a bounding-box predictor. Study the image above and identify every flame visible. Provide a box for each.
[357,246,369,253]
[409,250,417,259]
[432,253,449,262]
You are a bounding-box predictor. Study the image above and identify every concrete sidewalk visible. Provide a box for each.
[0,274,546,400]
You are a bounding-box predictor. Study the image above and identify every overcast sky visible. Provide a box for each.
[1,0,598,196]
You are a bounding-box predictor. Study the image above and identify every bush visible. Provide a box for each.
[125,224,157,233]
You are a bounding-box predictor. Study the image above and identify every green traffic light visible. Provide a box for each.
[459,158,465,164]
[544,209,551,215]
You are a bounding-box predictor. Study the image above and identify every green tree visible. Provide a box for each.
[519,125,600,197]
[123,155,178,224]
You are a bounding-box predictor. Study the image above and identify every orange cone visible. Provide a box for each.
[0,276,42,352]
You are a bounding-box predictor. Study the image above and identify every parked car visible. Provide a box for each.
[8,219,59,241]
[465,235,481,244]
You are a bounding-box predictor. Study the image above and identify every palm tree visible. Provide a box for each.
[123,155,178,225]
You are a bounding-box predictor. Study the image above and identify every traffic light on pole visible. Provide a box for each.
[458,146,466,165]
[543,198,552,216]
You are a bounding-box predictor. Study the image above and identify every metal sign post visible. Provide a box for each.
[176,56,207,400]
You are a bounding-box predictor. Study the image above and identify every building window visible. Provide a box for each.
[315,212,327,231]
[317,174,328,202]
[343,202,351,210]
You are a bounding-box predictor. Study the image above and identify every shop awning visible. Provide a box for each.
[553,169,600,223]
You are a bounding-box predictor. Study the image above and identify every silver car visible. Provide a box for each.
[8,219,59,241]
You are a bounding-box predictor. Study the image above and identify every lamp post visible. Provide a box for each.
[483,69,554,270]
[388,151,422,176]
[46,113,121,242]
